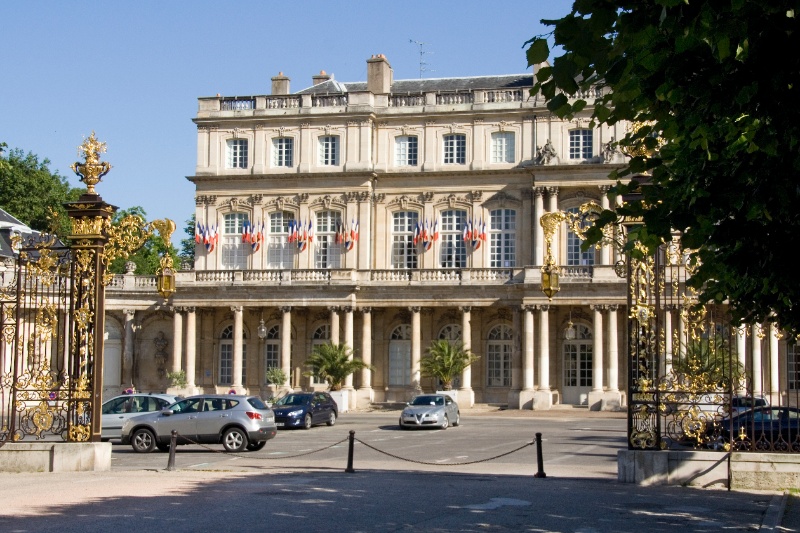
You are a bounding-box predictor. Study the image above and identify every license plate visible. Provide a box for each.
[276,422,284,427]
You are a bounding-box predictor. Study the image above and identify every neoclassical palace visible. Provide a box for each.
[102,52,783,412]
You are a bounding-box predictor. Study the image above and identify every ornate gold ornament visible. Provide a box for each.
[71,131,112,195]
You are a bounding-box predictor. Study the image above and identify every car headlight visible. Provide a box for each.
[402,410,411,416]
[287,409,304,417]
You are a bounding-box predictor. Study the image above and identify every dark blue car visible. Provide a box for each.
[272,392,338,429]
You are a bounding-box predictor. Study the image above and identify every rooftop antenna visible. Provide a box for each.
[409,39,434,78]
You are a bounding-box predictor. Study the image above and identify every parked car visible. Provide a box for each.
[706,406,800,451]
[271,392,338,429]
[399,393,460,429]
[729,395,769,416]
[120,394,277,453]
[101,393,182,441]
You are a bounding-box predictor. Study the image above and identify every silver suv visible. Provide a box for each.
[120,394,277,453]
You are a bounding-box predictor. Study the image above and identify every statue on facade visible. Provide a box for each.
[153,331,168,378]
[535,139,557,165]
[602,136,619,163]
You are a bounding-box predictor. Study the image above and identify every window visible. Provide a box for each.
[226,139,248,168]
[566,207,594,266]
[311,325,331,386]
[489,209,516,267]
[222,213,249,269]
[263,325,281,383]
[790,343,800,391]
[440,209,467,268]
[563,324,592,387]
[389,325,412,386]
[314,210,342,269]
[491,132,515,163]
[487,325,513,387]
[272,137,294,167]
[392,211,419,269]
[395,136,418,166]
[267,211,295,269]
[219,325,247,386]
[318,135,339,166]
[443,134,466,164]
[569,129,593,159]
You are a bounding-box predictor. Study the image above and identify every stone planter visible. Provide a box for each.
[329,389,350,413]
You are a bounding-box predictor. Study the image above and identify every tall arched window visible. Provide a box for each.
[314,210,342,269]
[392,211,419,269]
[389,325,412,386]
[219,325,247,385]
[487,325,513,387]
[264,325,281,383]
[310,325,331,385]
[489,208,516,267]
[563,324,593,403]
[438,324,462,341]
[268,211,295,269]
[222,212,249,269]
[440,209,467,268]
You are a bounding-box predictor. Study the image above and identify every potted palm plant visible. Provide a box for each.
[421,339,479,400]
[303,342,373,412]
[264,367,289,405]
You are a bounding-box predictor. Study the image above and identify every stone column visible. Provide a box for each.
[344,306,355,390]
[769,323,779,403]
[599,185,611,265]
[122,309,135,388]
[523,305,535,390]
[280,306,292,389]
[607,305,619,392]
[459,306,474,407]
[534,188,545,265]
[591,305,604,392]
[534,305,552,409]
[185,307,197,390]
[330,306,340,345]
[736,326,747,395]
[357,308,374,407]
[232,306,244,391]
[410,306,421,391]
[752,324,763,397]
[171,308,183,374]
[664,306,673,375]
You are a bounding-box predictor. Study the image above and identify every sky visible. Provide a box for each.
[1,0,575,245]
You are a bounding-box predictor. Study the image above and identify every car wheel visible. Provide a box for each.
[246,441,267,451]
[222,427,248,452]
[440,415,449,430]
[131,428,156,453]
[303,414,312,430]
[453,411,460,427]
[326,412,337,426]
[399,419,407,430]
[155,442,171,453]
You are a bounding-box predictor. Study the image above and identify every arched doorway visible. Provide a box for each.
[562,323,593,405]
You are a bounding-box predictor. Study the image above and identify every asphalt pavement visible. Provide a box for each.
[0,405,797,533]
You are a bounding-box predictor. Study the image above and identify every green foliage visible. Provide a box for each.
[265,366,288,386]
[107,206,179,275]
[421,339,479,391]
[526,3,800,336]
[180,214,196,265]
[166,370,187,388]
[0,143,83,238]
[303,342,373,391]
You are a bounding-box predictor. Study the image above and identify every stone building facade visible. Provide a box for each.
[103,54,643,410]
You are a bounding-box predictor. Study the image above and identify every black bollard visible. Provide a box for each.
[345,430,355,473]
[166,430,177,471]
[534,432,546,478]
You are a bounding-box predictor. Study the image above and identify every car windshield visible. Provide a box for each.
[410,395,444,406]
[273,394,311,406]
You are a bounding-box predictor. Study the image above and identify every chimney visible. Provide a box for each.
[271,72,290,95]
[367,54,392,94]
[312,70,332,86]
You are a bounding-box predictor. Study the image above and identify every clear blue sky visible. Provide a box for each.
[1,0,573,244]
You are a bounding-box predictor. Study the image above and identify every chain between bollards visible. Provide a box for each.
[345,430,355,473]
[166,430,177,471]
[534,432,546,478]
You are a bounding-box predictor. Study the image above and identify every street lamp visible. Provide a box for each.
[257,318,268,339]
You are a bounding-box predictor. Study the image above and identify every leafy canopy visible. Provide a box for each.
[421,339,479,391]
[525,2,800,335]
[303,342,373,391]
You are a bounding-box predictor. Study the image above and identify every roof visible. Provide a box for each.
[296,74,533,95]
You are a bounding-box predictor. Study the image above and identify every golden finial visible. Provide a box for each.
[71,131,112,195]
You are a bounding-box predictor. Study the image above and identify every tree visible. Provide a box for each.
[421,339,479,391]
[525,3,800,335]
[0,143,83,238]
[303,342,372,391]
[179,214,196,266]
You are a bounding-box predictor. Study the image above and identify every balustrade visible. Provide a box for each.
[485,90,523,103]
[221,98,255,111]
[312,95,348,107]
[436,92,473,105]
[389,94,425,107]
[266,96,300,109]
